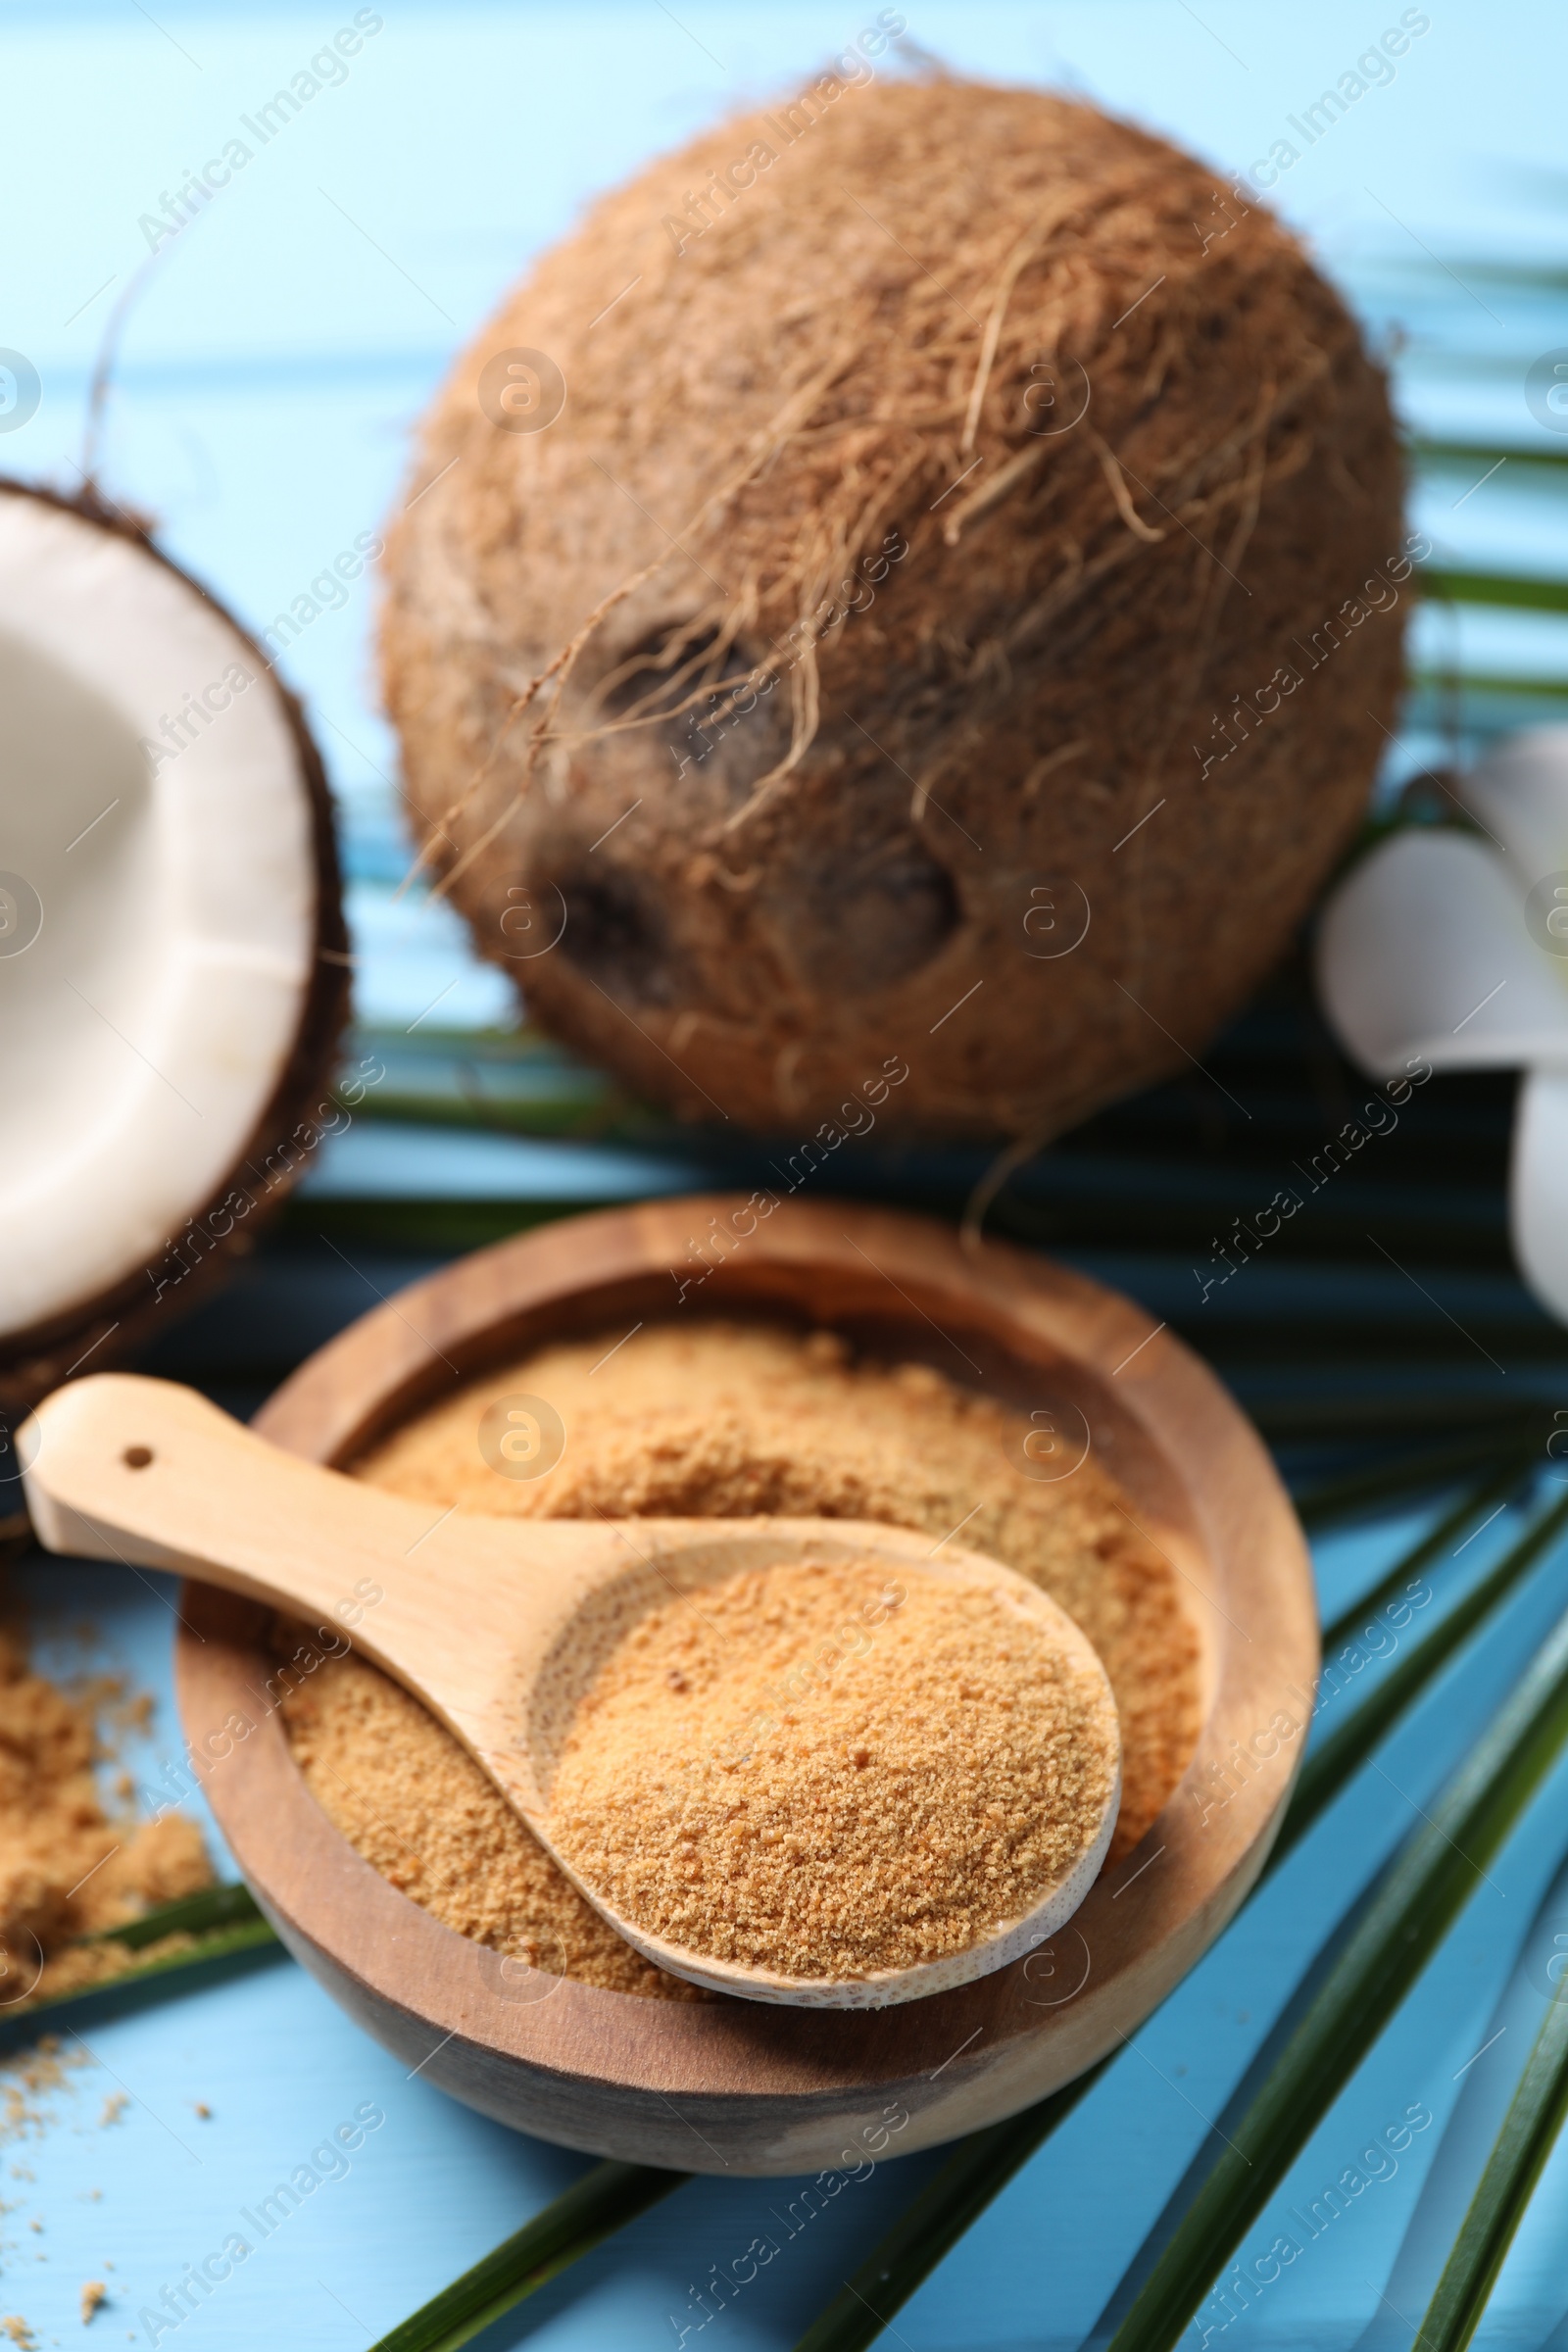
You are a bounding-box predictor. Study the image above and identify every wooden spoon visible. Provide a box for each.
[21,1372,1121,2010]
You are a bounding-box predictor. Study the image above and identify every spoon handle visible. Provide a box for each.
[20,1372,636,1821]
[22,1371,466,1646]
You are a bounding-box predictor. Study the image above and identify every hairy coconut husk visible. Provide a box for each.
[380,75,1404,1139]
[0,480,349,1426]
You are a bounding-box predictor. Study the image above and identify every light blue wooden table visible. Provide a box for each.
[12,1449,1568,2350]
[5,5,1568,2345]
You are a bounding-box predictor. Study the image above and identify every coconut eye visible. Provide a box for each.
[381,81,1403,1139]
[765,840,961,997]
[596,622,727,720]
[552,870,675,1004]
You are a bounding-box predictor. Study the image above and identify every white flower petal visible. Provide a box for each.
[1459,725,1568,887]
[1315,830,1568,1075]
[1512,1067,1568,1325]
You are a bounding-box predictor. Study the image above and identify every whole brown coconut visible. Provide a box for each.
[381,75,1405,1139]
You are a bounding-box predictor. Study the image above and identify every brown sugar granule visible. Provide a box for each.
[316,1320,1200,1999]
[278,1645,700,1998]
[0,1627,211,2011]
[549,1556,1117,1980]
[356,1320,1200,1851]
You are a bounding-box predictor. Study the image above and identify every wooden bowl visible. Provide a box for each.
[174,1196,1316,2176]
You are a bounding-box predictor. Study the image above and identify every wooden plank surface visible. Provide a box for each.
[6,2,1568,2345]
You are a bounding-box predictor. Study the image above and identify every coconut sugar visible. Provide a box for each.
[284,1319,1200,1999]
[0,1624,212,2009]
[548,1554,1117,1981]
[278,1637,697,1997]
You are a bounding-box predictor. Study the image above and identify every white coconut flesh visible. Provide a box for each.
[0,491,318,1345]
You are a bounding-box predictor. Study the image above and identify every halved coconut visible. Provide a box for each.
[0,482,347,1475]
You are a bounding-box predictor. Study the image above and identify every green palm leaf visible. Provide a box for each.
[366,2160,686,2352]
[1416,1972,1568,2352]
[0,1884,285,2029]
[1313,1454,1532,1640]
[1294,1438,1539,1529]
[1413,438,1568,474]
[1272,1488,1568,1868]
[69,1881,270,1950]
[1412,672,1568,705]
[24,1919,282,2013]
[1421,565,1568,614]
[782,1486,1568,2352]
[792,2070,1112,2352]
[1096,1597,1568,2352]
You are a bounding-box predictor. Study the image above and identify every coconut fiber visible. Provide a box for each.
[381,74,1404,1138]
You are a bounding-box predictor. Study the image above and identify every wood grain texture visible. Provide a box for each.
[24,1374,1121,2008]
[174,1195,1317,2173]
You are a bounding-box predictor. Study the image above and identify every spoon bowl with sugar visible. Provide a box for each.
[21,1373,1121,2010]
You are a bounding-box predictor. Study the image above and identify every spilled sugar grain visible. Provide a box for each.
[0,1624,211,2009]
